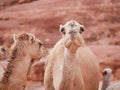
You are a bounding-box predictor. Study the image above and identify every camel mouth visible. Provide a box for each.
[69,30,77,34]
[68,30,78,39]
[64,37,81,49]
[65,30,81,48]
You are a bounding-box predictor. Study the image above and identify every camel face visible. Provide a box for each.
[12,33,47,60]
[102,68,113,80]
[102,68,113,90]
[60,20,84,52]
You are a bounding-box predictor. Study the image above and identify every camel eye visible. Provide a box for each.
[79,27,84,33]
[60,25,66,35]
[61,28,64,32]
[60,27,66,35]
[102,71,107,75]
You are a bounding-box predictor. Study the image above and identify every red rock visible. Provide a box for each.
[0,0,119,47]
[0,0,36,8]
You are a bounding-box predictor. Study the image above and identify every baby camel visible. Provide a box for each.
[0,33,47,90]
[44,20,100,90]
[101,68,113,90]
[102,68,120,90]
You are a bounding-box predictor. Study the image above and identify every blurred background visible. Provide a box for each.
[0,0,120,90]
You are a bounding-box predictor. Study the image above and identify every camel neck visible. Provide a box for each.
[64,48,76,61]
[1,55,31,84]
[59,48,77,90]
[63,47,77,75]
[102,77,111,90]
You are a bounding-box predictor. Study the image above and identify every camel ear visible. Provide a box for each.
[28,34,36,43]
[60,24,65,35]
[37,39,44,47]
[79,25,85,33]
[13,34,17,42]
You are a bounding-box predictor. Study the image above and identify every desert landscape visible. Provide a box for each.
[0,0,120,90]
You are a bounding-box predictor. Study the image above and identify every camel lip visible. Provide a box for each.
[69,32,78,39]
[69,30,77,34]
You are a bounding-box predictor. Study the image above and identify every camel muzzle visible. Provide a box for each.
[68,30,78,39]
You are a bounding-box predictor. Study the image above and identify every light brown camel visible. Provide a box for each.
[101,68,112,90]
[0,33,47,90]
[0,46,6,60]
[44,20,100,90]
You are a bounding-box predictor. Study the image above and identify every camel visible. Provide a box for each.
[102,68,120,90]
[0,33,48,90]
[101,68,112,90]
[0,46,6,60]
[44,20,100,90]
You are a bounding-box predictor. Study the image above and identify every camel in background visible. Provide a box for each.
[102,68,120,90]
[44,20,100,90]
[0,46,6,60]
[101,68,113,90]
[0,33,48,90]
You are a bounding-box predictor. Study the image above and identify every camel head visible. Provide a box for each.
[102,68,113,81]
[60,20,85,52]
[11,33,48,60]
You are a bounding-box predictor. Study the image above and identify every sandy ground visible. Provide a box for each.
[26,80,119,90]
[26,81,44,90]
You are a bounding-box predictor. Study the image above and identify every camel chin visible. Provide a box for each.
[65,38,81,48]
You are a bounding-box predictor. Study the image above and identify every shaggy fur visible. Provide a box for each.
[0,33,48,90]
[44,20,100,90]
